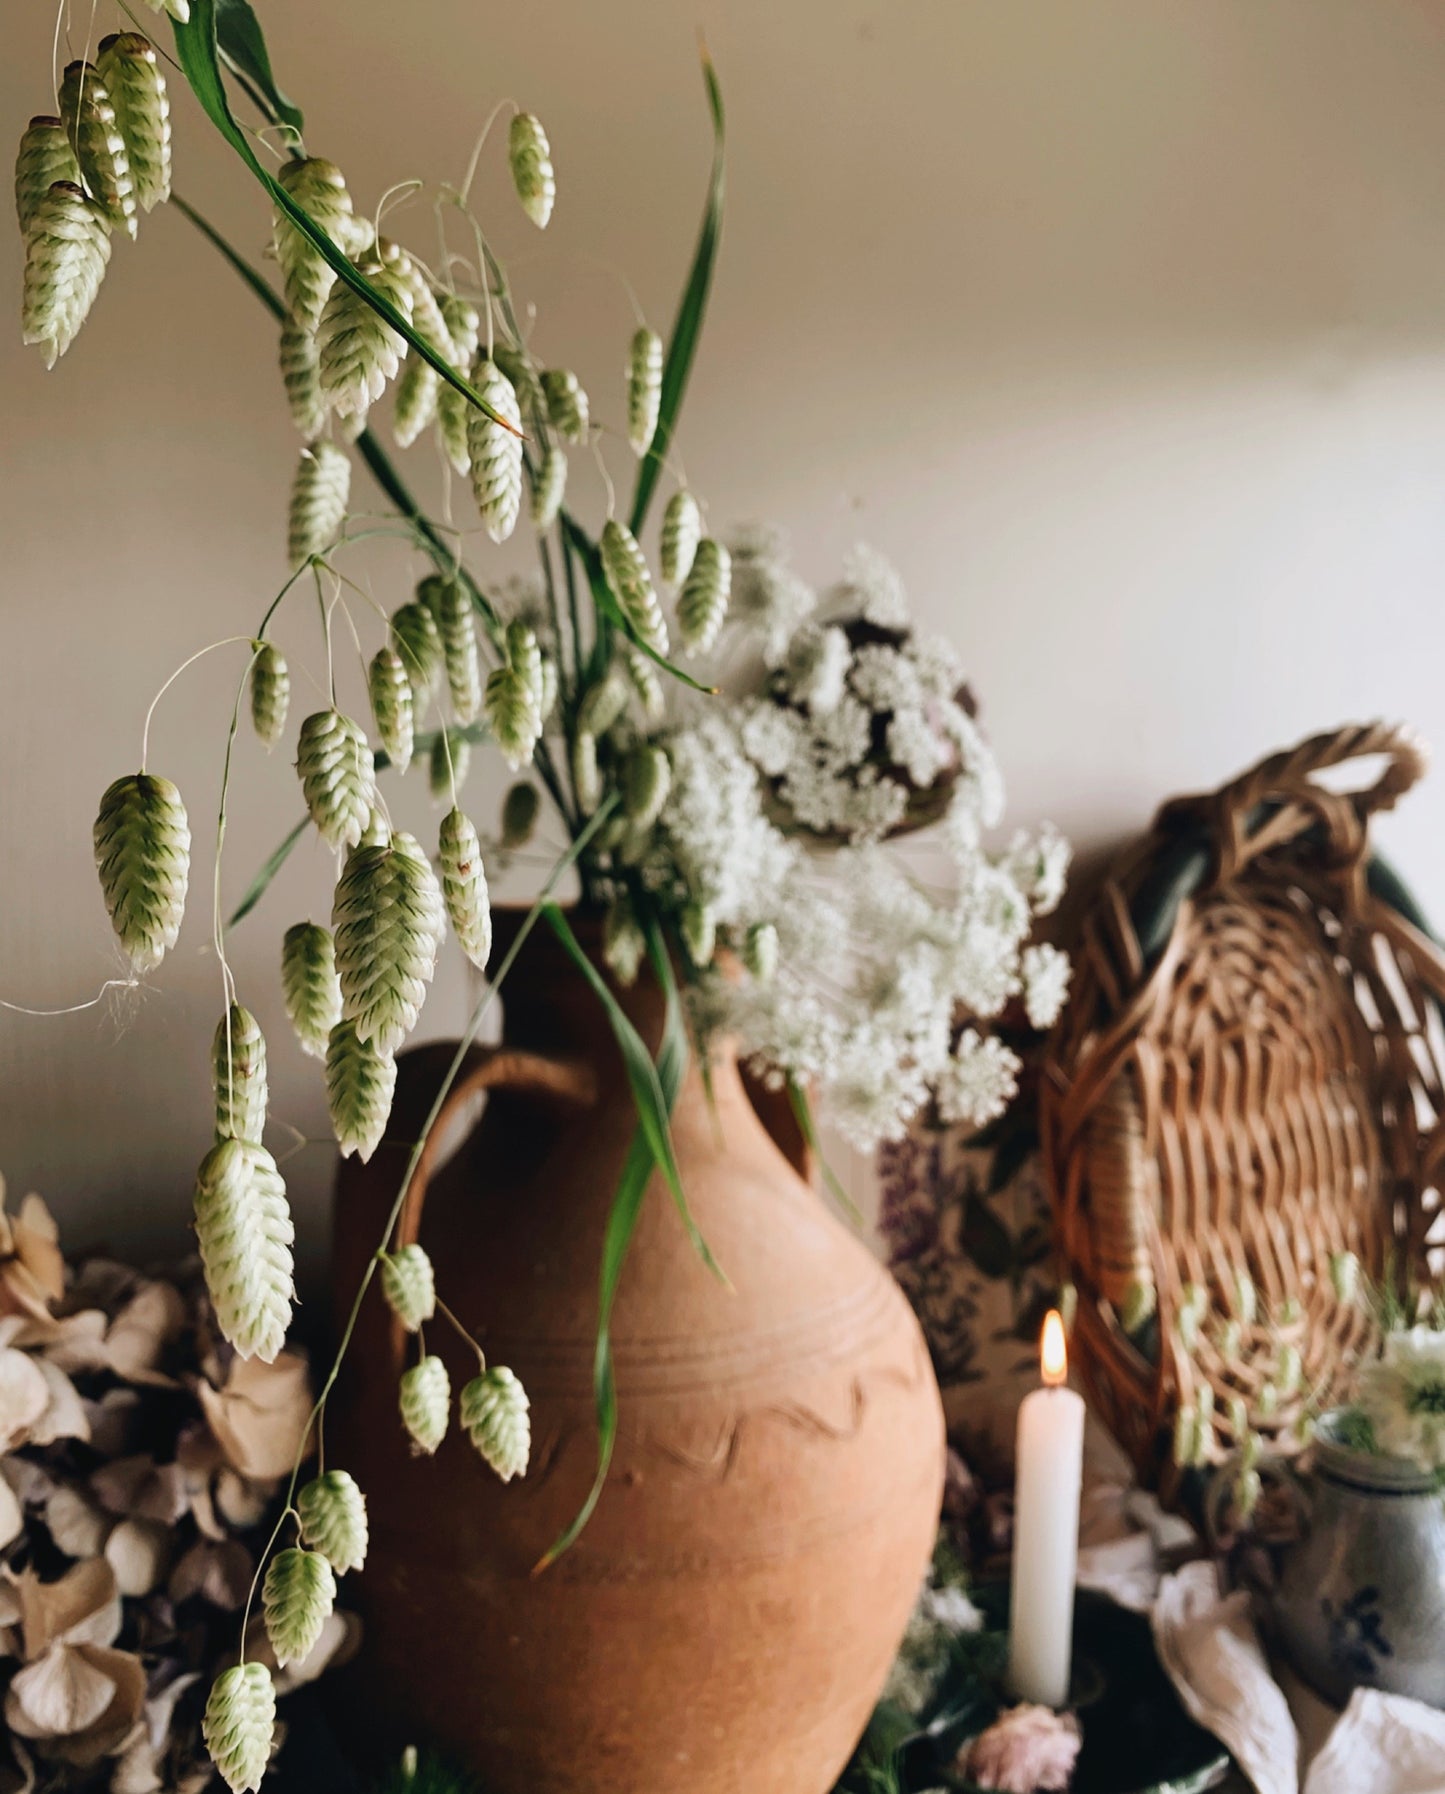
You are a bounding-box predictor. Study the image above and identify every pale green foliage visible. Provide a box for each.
[274,158,353,329]
[212,1003,268,1144]
[604,893,645,986]
[262,1547,336,1668]
[439,807,492,970]
[279,315,325,440]
[14,116,80,234]
[326,1019,397,1162]
[485,665,541,771]
[368,645,414,773]
[390,599,444,708]
[332,834,445,1055]
[531,441,567,531]
[281,922,342,1059]
[600,520,668,654]
[193,1137,294,1363]
[381,1244,437,1332]
[429,730,470,800]
[434,575,482,725]
[626,326,663,454]
[203,1663,275,1794]
[436,295,481,473]
[96,34,170,213]
[508,111,555,228]
[467,359,524,543]
[59,60,136,240]
[399,1354,450,1455]
[571,729,601,815]
[21,180,110,368]
[287,440,351,568]
[461,1367,531,1482]
[295,708,375,850]
[539,366,589,443]
[681,900,716,968]
[93,772,189,973]
[659,488,701,585]
[249,642,290,748]
[296,1469,368,1575]
[624,743,671,829]
[317,258,412,424]
[676,537,731,656]
[501,781,540,848]
[577,667,628,737]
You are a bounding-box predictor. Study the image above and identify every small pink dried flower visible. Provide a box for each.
[960,1702,1082,1793]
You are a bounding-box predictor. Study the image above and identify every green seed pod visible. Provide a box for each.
[296,709,375,850]
[438,807,492,970]
[250,642,290,749]
[381,1243,436,1333]
[392,356,439,450]
[58,61,136,240]
[368,645,414,774]
[536,653,558,724]
[415,573,450,626]
[14,116,80,235]
[386,245,450,353]
[501,782,540,848]
[677,537,732,657]
[624,744,672,828]
[279,315,326,441]
[296,1469,368,1575]
[317,258,412,425]
[399,1353,450,1455]
[531,441,567,531]
[659,488,701,586]
[571,730,601,816]
[485,665,541,772]
[21,180,111,368]
[508,111,555,229]
[681,901,716,968]
[744,920,778,984]
[492,342,545,418]
[212,1003,268,1145]
[429,729,470,800]
[281,922,342,1059]
[626,326,663,455]
[626,648,666,725]
[604,894,645,986]
[390,600,444,708]
[93,772,189,973]
[600,520,668,655]
[461,1366,531,1481]
[506,620,544,710]
[436,296,482,474]
[539,366,589,443]
[577,666,629,738]
[467,359,524,544]
[326,1019,397,1162]
[434,575,482,724]
[193,1137,294,1363]
[383,252,448,448]
[262,1547,336,1668]
[96,34,170,213]
[203,1663,275,1794]
[333,834,445,1055]
[274,158,353,329]
[288,441,350,568]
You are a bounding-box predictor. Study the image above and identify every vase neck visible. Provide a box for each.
[491,906,668,1065]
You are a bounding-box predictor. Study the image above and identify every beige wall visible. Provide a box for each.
[5,0,1445,1274]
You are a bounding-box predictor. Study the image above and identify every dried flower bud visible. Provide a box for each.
[539,366,588,443]
[296,708,375,849]
[93,771,189,972]
[461,1366,530,1481]
[626,325,663,454]
[508,111,554,228]
[429,729,470,800]
[501,781,540,847]
[288,440,350,568]
[600,520,668,655]
[203,1662,275,1794]
[368,644,415,774]
[571,729,601,816]
[281,922,342,1059]
[326,1019,397,1162]
[262,1546,336,1667]
[390,599,444,708]
[624,744,672,828]
[531,441,567,531]
[660,488,702,586]
[681,901,716,968]
[676,537,731,656]
[399,1354,450,1455]
[96,34,170,213]
[21,180,111,367]
[250,642,290,748]
[333,834,446,1055]
[296,1469,368,1574]
[604,894,645,986]
[59,61,136,239]
[433,575,481,725]
[274,158,353,329]
[14,116,80,234]
[193,1137,294,1363]
[439,807,492,971]
[212,1003,268,1144]
[485,665,541,771]
[381,1244,436,1332]
[468,359,524,543]
[744,920,778,984]
[318,258,411,424]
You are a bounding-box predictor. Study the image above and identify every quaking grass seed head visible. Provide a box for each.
[14,116,80,235]
[626,325,663,455]
[58,60,136,240]
[468,360,524,544]
[438,806,492,971]
[96,33,171,213]
[203,1662,275,1794]
[93,771,189,973]
[21,180,111,368]
[250,642,290,748]
[508,111,555,229]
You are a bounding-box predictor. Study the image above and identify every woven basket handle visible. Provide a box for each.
[1165,722,1427,885]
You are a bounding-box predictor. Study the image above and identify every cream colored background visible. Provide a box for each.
[4,0,1445,1280]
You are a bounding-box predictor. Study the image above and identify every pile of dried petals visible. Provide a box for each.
[0,1177,351,1791]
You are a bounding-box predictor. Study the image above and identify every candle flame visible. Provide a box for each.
[1041,1309,1068,1386]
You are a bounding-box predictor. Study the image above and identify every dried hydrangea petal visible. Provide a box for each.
[203,1662,275,1794]
[212,1003,268,1144]
[250,642,290,748]
[295,709,375,849]
[390,599,444,708]
[434,575,481,725]
[539,366,588,443]
[626,326,663,455]
[368,645,414,774]
[296,1470,368,1575]
[21,180,110,367]
[14,116,80,234]
[467,359,523,544]
[659,488,701,586]
[381,1244,436,1333]
[96,34,170,213]
[193,1137,294,1363]
[287,441,350,568]
[93,772,189,973]
[262,1547,335,1668]
[438,807,491,971]
[508,112,554,228]
[600,520,668,655]
[326,1019,397,1162]
[59,61,136,239]
[281,922,342,1059]
[531,441,567,531]
[676,537,731,656]
[501,781,540,848]
[485,665,541,772]
[333,834,445,1055]
[460,1366,530,1482]
[399,1354,450,1455]
[317,258,411,425]
[274,158,353,329]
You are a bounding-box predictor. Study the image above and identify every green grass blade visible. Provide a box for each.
[787,1075,862,1224]
[628,48,725,535]
[227,812,308,927]
[214,0,303,136]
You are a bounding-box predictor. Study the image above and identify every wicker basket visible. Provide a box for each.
[1039,723,1445,1499]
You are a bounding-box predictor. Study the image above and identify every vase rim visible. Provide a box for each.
[1313,1409,1441,1494]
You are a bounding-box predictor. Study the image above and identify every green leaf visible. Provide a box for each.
[628,48,725,536]
[227,812,308,927]
[172,0,517,436]
[215,0,303,137]
[559,512,715,695]
[787,1075,862,1224]
[171,194,285,319]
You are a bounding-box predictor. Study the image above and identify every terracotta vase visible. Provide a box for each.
[327,910,945,1794]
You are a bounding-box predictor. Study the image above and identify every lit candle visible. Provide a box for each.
[1007,1309,1085,1708]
